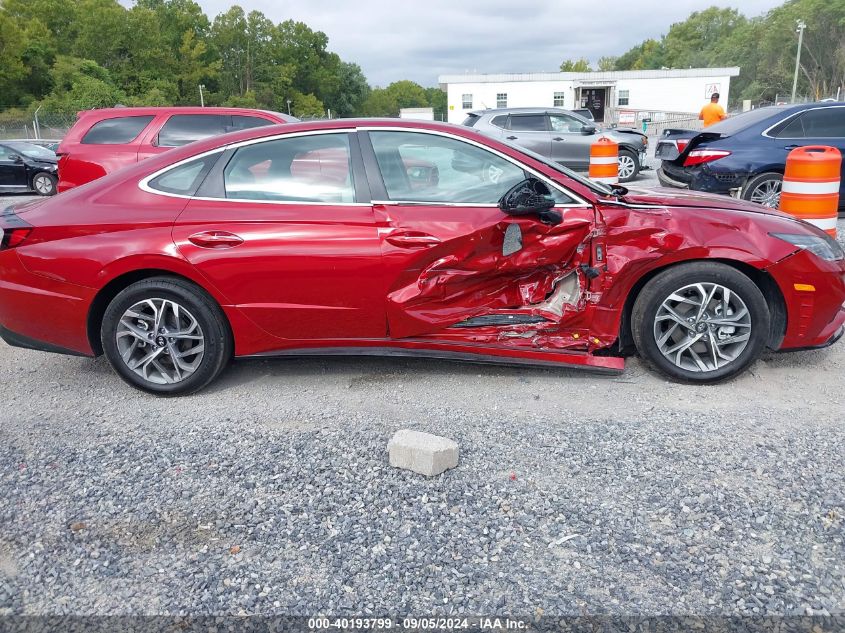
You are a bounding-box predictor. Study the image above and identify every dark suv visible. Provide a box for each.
[56,107,297,192]
[655,102,845,209]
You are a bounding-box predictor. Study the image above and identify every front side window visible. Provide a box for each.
[223,133,355,203]
[81,116,155,145]
[496,93,508,108]
[158,115,229,147]
[549,114,585,133]
[509,115,547,132]
[618,90,630,106]
[553,92,566,107]
[462,94,473,109]
[0,145,16,161]
[148,154,219,196]
[369,131,528,204]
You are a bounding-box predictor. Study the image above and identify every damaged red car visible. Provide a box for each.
[1,119,844,395]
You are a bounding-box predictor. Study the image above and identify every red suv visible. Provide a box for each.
[56,107,296,192]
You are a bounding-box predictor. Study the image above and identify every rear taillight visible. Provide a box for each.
[676,139,689,153]
[683,149,731,167]
[0,212,33,250]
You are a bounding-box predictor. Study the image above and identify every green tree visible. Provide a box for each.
[560,58,592,72]
[597,56,618,71]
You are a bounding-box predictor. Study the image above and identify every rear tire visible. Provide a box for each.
[617,148,640,183]
[101,277,231,395]
[741,172,782,208]
[631,262,769,383]
[32,172,57,196]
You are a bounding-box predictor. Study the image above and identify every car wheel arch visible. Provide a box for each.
[616,258,787,354]
[86,269,232,356]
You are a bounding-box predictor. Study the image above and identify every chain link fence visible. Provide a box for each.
[0,112,76,141]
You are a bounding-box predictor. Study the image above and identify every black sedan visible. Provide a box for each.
[0,141,59,196]
[655,102,845,209]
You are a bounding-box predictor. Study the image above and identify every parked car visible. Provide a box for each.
[4,138,62,152]
[655,102,845,209]
[1,119,843,395]
[462,107,648,182]
[0,141,58,196]
[56,106,297,192]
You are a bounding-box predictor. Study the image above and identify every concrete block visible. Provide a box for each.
[388,430,459,477]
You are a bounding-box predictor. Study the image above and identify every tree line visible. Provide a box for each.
[0,0,445,120]
[560,0,845,105]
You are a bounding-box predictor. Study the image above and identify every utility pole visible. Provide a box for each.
[199,84,206,107]
[33,104,43,140]
[791,20,806,104]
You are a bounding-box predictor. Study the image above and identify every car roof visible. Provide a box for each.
[467,107,576,116]
[75,106,295,120]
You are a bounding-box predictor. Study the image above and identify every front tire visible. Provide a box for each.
[617,148,640,183]
[101,277,231,395]
[32,172,57,196]
[631,262,770,383]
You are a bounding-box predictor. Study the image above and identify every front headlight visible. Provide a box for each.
[770,232,845,262]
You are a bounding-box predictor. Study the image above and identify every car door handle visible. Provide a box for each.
[188,230,244,248]
[553,137,564,141]
[782,144,800,150]
[506,136,518,140]
[384,231,442,248]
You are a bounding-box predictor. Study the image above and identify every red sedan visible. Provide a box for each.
[1,119,843,395]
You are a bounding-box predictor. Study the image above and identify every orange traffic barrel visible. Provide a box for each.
[589,136,618,185]
[779,146,841,237]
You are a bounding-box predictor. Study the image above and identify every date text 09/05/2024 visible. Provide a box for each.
[308,617,528,630]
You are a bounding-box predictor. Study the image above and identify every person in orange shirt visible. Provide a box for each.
[699,92,728,127]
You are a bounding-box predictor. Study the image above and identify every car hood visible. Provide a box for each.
[619,186,789,217]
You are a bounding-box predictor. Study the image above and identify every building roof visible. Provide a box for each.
[438,67,741,88]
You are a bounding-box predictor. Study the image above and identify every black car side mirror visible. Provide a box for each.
[10,154,23,163]
[499,178,562,225]
[581,125,597,135]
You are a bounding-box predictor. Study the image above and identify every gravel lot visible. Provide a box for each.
[1,189,844,621]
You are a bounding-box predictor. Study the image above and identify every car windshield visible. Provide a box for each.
[503,140,613,196]
[704,106,790,135]
[5,141,55,160]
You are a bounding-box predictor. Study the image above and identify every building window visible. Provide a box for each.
[618,90,630,106]
[496,93,507,108]
[462,94,473,109]
[553,92,565,107]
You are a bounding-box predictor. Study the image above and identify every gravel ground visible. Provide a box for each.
[1,194,844,621]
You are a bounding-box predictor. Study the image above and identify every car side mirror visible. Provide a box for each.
[498,178,562,225]
[581,125,597,135]
[10,154,23,163]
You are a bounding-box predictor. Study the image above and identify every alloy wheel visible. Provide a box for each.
[33,174,53,195]
[749,179,781,208]
[653,282,752,373]
[115,298,205,385]
[618,154,636,180]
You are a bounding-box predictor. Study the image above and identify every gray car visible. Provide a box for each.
[462,107,648,182]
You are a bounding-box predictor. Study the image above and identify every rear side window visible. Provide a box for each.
[158,115,228,147]
[509,115,547,132]
[147,154,219,196]
[773,115,805,138]
[461,114,480,127]
[222,133,355,203]
[81,116,155,145]
[801,108,845,138]
[232,115,273,131]
[490,115,509,129]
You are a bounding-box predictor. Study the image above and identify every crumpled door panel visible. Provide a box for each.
[384,206,595,341]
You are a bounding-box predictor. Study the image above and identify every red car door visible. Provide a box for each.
[171,131,386,342]
[360,129,595,340]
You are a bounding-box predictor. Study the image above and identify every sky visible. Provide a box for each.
[191,0,786,87]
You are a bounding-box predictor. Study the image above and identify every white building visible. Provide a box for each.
[438,68,740,125]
